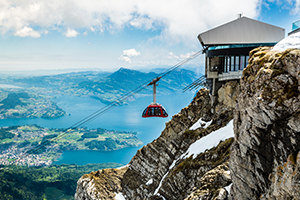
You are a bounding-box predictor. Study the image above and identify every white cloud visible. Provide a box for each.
[167,52,179,59]
[180,52,196,59]
[167,51,196,59]
[0,0,262,43]
[64,28,79,37]
[120,56,132,63]
[119,48,141,63]
[130,17,154,30]
[14,26,41,38]
[122,49,141,57]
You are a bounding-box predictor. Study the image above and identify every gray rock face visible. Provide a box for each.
[75,87,235,200]
[230,47,300,199]
[75,167,128,200]
[152,137,233,200]
[121,89,216,199]
[119,88,235,200]
[261,152,300,199]
[185,163,231,200]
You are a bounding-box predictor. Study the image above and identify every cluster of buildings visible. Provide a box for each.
[0,146,52,167]
[198,15,299,104]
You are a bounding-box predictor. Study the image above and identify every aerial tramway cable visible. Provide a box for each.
[1,50,201,169]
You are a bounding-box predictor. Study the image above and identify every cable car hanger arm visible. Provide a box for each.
[147,76,162,86]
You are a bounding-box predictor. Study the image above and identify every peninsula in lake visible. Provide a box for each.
[0,90,65,119]
[0,124,143,166]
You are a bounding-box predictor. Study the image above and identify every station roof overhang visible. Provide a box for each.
[198,17,285,48]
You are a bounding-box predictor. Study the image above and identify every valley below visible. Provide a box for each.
[0,124,143,166]
[0,68,197,200]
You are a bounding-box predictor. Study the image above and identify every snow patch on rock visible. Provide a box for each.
[189,118,212,130]
[115,192,126,200]
[273,32,300,51]
[146,178,153,185]
[185,120,234,159]
[153,120,233,196]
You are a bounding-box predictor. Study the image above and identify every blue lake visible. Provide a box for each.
[0,92,194,165]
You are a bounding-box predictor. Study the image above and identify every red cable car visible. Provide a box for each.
[142,77,168,118]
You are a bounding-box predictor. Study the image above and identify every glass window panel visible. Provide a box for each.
[148,107,154,116]
[231,56,235,71]
[155,107,161,116]
[224,57,227,72]
[246,56,250,67]
[142,108,147,116]
[235,56,239,71]
[240,56,245,70]
[227,56,230,72]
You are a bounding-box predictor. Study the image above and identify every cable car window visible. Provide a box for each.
[142,108,148,116]
[162,107,168,116]
[155,107,161,115]
[148,107,154,116]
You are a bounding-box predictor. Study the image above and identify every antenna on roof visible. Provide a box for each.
[237,13,243,18]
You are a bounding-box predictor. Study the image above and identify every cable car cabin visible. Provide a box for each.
[142,103,168,118]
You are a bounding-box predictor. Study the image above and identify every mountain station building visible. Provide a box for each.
[198,16,285,104]
[289,20,300,35]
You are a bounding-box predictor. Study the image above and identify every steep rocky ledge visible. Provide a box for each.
[75,86,236,200]
[75,45,300,200]
[230,47,300,199]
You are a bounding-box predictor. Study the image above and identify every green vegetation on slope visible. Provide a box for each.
[0,90,66,119]
[0,163,123,200]
[0,125,143,166]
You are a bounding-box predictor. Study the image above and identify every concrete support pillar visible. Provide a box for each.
[211,78,216,107]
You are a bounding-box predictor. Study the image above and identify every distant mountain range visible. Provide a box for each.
[10,71,111,88]
[75,68,198,103]
[1,67,199,103]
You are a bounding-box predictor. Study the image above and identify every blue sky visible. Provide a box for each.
[0,0,299,74]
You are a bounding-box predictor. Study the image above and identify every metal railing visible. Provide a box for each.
[183,75,207,92]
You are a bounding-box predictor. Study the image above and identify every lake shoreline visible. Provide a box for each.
[0,92,194,166]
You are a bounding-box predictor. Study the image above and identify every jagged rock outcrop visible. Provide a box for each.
[230,47,300,199]
[121,87,236,200]
[75,166,128,200]
[185,162,231,200]
[261,152,300,199]
[75,86,236,200]
[217,81,239,110]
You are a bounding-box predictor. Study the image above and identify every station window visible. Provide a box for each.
[235,56,239,71]
[230,56,235,71]
[246,56,249,67]
[239,56,245,70]
[224,57,227,72]
[222,55,250,73]
[227,56,230,72]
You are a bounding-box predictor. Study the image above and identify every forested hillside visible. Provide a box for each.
[0,163,122,200]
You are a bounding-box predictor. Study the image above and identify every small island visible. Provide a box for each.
[0,125,143,166]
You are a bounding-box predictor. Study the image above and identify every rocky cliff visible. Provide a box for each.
[75,46,300,200]
[75,86,236,200]
[230,47,300,199]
